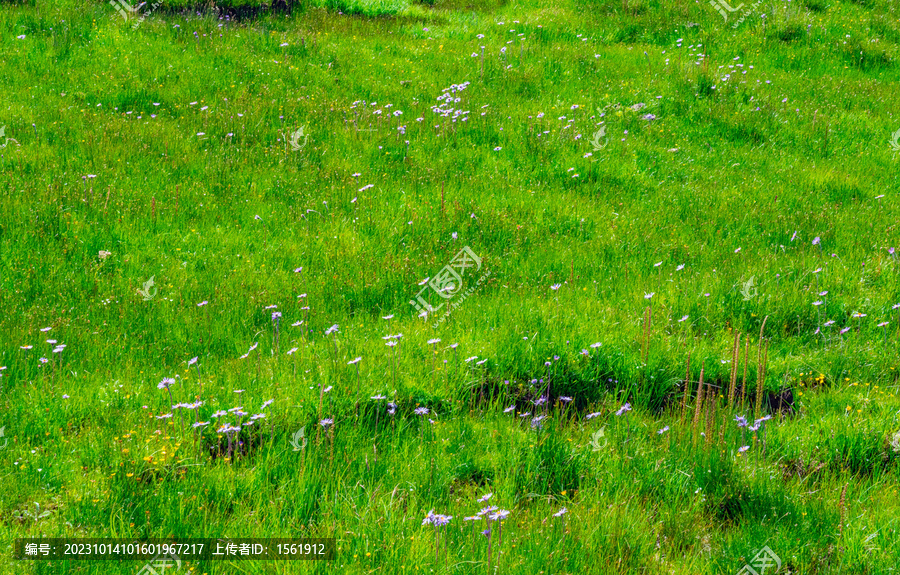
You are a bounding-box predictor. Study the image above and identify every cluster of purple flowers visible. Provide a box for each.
[432,82,472,122]
[173,401,203,411]
[735,414,772,432]
[422,510,453,527]
[463,493,511,538]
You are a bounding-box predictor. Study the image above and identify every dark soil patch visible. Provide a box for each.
[766,387,796,417]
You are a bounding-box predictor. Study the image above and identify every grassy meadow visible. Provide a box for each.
[1,0,900,572]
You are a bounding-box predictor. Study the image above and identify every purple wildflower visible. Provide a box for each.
[615,403,632,416]
[489,510,510,521]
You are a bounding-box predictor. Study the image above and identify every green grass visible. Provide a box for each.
[2,0,900,572]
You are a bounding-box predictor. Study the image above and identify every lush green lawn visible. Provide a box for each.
[1,0,900,572]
